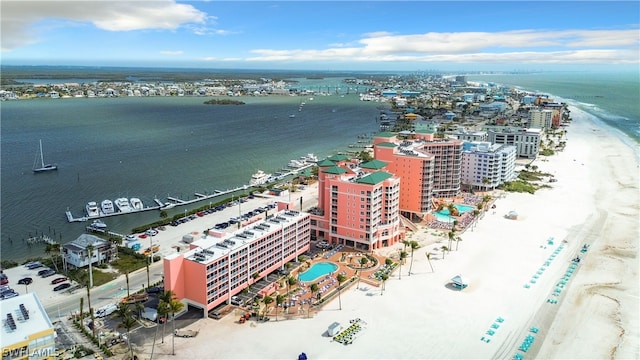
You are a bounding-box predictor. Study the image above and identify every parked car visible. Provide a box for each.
[40,269,56,278]
[25,261,43,270]
[1,289,19,299]
[51,277,68,285]
[0,274,8,285]
[37,269,52,276]
[18,277,33,285]
[230,296,242,306]
[53,283,71,292]
[145,229,158,236]
[146,286,163,294]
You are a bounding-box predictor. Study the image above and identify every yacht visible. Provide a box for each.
[114,198,132,213]
[287,159,305,168]
[302,153,318,163]
[249,170,272,186]
[130,197,143,211]
[101,199,115,214]
[86,201,100,217]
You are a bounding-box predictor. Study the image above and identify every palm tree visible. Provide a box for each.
[356,257,368,289]
[336,274,347,310]
[165,293,185,356]
[262,295,274,320]
[85,280,96,337]
[286,276,297,301]
[125,271,130,297]
[79,297,84,321]
[398,251,408,280]
[448,231,455,251]
[134,301,145,320]
[408,241,419,276]
[275,294,285,321]
[380,274,389,295]
[116,303,136,360]
[441,246,449,259]
[425,252,434,272]
[455,236,462,251]
[86,244,95,288]
[310,283,319,305]
[45,243,60,272]
[157,299,170,344]
[150,299,168,360]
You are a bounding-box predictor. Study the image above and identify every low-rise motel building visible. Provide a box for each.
[163,207,310,315]
[372,131,463,221]
[310,155,404,250]
[1,293,56,360]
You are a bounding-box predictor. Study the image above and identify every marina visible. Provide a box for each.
[64,161,315,223]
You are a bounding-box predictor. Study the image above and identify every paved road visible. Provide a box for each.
[44,262,164,320]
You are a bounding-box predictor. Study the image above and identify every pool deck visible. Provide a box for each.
[249,247,389,320]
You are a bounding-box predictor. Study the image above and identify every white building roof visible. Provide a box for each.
[0,293,53,348]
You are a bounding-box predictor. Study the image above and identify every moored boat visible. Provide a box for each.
[114,198,132,213]
[90,220,108,229]
[288,159,305,168]
[86,201,100,217]
[130,197,143,210]
[101,199,115,214]
[249,170,272,186]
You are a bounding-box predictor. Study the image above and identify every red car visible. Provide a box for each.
[51,277,68,285]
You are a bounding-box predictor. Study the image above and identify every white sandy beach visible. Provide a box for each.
[142,106,639,360]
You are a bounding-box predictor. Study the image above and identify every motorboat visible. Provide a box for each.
[114,198,132,213]
[90,220,108,230]
[249,170,272,186]
[85,201,100,217]
[302,153,318,163]
[101,199,115,214]
[130,197,143,210]
[287,159,305,168]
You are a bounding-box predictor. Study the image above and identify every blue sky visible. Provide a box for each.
[2,1,638,71]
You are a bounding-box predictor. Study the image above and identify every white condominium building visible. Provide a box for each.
[461,142,517,190]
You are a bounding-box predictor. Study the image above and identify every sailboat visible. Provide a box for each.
[33,139,58,173]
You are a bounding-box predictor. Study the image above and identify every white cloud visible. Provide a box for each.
[160,50,183,56]
[1,0,208,52]
[242,29,639,64]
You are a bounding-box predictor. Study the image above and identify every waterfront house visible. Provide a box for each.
[62,234,116,270]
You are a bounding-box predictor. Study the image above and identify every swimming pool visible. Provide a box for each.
[434,204,475,222]
[298,262,338,282]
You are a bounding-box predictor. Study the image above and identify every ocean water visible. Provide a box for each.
[466,71,640,146]
[1,80,382,261]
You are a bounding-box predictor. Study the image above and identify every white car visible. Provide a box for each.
[145,229,158,236]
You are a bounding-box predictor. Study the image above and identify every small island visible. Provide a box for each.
[203,98,245,105]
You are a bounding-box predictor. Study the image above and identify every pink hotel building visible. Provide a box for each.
[309,154,404,250]
[163,208,310,314]
[373,131,463,220]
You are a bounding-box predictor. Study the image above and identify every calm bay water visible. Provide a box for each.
[1,80,381,261]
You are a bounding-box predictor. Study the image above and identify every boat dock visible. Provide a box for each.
[65,185,249,223]
[64,156,316,223]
